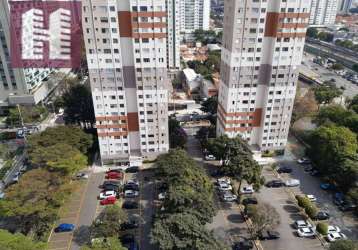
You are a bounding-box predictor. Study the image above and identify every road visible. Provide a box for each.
[301,53,358,98]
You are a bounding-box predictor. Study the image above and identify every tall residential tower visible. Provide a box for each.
[82,0,170,166]
[309,0,338,26]
[217,0,310,152]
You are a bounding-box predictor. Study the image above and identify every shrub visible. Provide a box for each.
[296,195,311,208]
[305,205,318,219]
[316,222,328,235]
[244,204,257,218]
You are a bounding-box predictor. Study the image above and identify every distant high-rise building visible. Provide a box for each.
[309,0,338,26]
[0,0,53,113]
[217,0,310,152]
[166,0,181,72]
[180,0,211,39]
[337,0,354,14]
[82,0,170,166]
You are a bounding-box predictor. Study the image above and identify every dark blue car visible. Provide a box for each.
[54,223,75,233]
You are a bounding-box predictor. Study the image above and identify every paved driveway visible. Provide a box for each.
[257,167,324,250]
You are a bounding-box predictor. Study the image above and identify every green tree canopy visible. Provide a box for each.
[201,96,218,114]
[30,143,87,175]
[249,203,280,238]
[168,118,187,148]
[314,84,342,104]
[151,213,227,250]
[306,27,318,38]
[90,205,127,238]
[28,126,93,155]
[0,229,47,250]
[0,169,73,237]
[315,105,354,125]
[329,240,358,250]
[349,94,358,113]
[81,237,126,250]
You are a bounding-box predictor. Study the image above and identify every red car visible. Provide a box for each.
[106,172,123,179]
[100,196,117,205]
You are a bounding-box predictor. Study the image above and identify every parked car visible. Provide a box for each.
[327,232,347,242]
[125,167,139,173]
[241,186,254,194]
[106,169,123,174]
[314,211,330,220]
[277,166,292,173]
[124,190,139,198]
[204,154,216,161]
[120,220,139,230]
[158,192,166,200]
[11,172,20,183]
[242,197,258,206]
[232,240,253,250]
[76,172,89,179]
[297,227,316,238]
[221,192,237,202]
[210,169,225,177]
[310,169,320,176]
[339,202,357,212]
[103,184,121,193]
[124,184,139,191]
[259,230,280,240]
[122,201,139,209]
[100,180,121,188]
[54,223,75,233]
[217,182,232,191]
[99,190,116,200]
[100,196,117,205]
[265,180,284,188]
[217,177,231,185]
[285,179,300,187]
[126,179,139,186]
[327,225,341,234]
[334,193,345,206]
[297,158,311,164]
[304,165,314,173]
[106,172,123,180]
[306,194,317,202]
[294,220,312,229]
[320,183,335,190]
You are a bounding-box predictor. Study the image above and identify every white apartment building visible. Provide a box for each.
[166,0,181,72]
[309,0,338,26]
[337,0,354,14]
[180,0,211,39]
[217,0,310,152]
[0,0,53,113]
[82,0,170,166]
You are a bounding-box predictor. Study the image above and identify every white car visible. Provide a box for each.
[285,179,300,187]
[240,186,254,194]
[297,158,311,164]
[295,220,312,229]
[221,192,237,202]
[217,182,232,191]
[306,194,317,202]
[297,227,316,237]
[217,178,231,185]
[12,172,21,183]
[327,226,341,234]
[126,179,139,186]
[99,190,116,200]
[205,155,216,161]
[327,232,347,242]
[158,192,166,200]
[76,173,89,179]
[124,190,139,198]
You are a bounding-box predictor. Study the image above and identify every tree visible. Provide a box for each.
[80,237,126,250]
[61,84,95,127]
[201,96,218,114]
[348,94,358,113]
[306,27,318,38]
[0,229,47,250]
[249,203,280,238]
[315,105,354,125]
[5,105,48,127]
[353,64,358,74]
[27,126,93,155]
[0,144,10,160]
[168,118,187,148]
[29,143,87,175]
[90,205,127,238]
[317,32,334,42]
[150,213,227,250]
[332,63,344,71]
[314,85,342,105]
[0,169,73,238]
[329,240,358,250]
[292,89,318,122]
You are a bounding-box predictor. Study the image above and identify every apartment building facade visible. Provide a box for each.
[82,0,170,165]
[309,0,338,26]
[217,0,310,152]
[0,0,53,113]
[337,0,353,14]
[180,0,211,39]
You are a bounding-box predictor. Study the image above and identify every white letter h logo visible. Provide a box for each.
[21,8,71,60]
